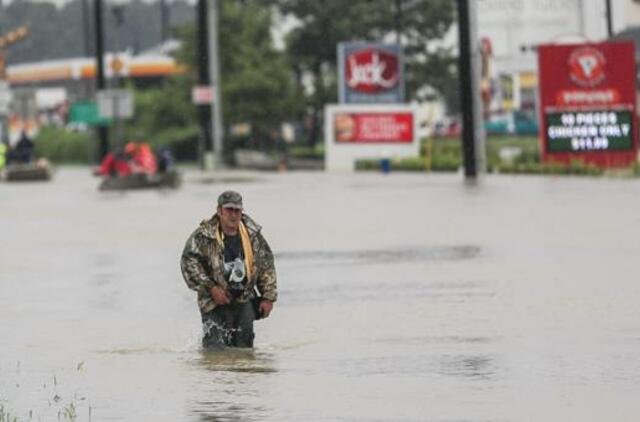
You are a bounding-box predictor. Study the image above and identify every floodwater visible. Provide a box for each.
[1,167,640,421]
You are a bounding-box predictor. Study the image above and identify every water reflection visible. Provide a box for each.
[193,348,277,374]
[277,245,481,265]
[186,348,276,422]
[438,354,499,381]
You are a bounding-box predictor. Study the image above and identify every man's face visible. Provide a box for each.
[217,206,242,233]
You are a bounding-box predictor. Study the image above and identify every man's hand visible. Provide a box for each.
[259,300,273,318]
[210,286,230,305]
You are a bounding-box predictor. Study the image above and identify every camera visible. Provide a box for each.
[225,257,246,297]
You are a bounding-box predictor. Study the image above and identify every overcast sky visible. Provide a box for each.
[4,0,195,6]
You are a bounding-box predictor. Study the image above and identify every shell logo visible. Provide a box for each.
[110,57,124,74]
[568,47,606,88]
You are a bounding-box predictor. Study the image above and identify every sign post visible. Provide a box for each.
[97,89,133,149]
[538,41,637,168]
[0,81,10,144]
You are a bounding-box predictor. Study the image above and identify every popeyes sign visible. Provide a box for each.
[538,41,637,168]
[338,42,405,104]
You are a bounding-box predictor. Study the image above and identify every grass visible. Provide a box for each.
[356,135,635,176]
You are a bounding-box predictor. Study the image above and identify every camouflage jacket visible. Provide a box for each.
[180,213,277,313]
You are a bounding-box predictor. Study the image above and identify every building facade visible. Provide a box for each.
[477,0,640,113]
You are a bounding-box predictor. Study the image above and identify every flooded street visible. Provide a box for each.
[2,167,640,421]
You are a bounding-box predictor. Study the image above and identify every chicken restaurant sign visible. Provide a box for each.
[538,41,637,168]
[338,42,405,104]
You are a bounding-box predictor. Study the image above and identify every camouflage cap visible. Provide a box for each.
[217,190,243,209]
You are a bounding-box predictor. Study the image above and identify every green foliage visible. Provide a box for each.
[271,0,457,115]
[355,135,627,176]
[34,127,94,163]
[0,403,18,422]
[172,1,304,145]
[288,144,325,158]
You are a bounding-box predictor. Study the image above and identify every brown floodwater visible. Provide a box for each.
[1,168,640,421]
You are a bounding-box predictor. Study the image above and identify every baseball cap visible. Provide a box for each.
[218,190,243,210]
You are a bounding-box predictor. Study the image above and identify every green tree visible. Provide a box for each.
[174,0,303,150]
[271,0,457,145]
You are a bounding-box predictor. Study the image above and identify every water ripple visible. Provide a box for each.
[277,245,481,265]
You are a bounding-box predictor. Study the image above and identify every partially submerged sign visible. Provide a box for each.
[324,104,419,172]
[538,41,637,167]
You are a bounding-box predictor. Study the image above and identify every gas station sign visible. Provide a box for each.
[538,42,637,167]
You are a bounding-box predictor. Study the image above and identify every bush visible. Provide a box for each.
[34,126,95,163]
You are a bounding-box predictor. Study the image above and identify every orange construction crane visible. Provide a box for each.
[0,26,29,79]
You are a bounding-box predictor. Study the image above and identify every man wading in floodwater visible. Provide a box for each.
[181,190,278,348]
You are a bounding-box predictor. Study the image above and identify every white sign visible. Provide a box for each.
[0,81,11,115]
[192,85,214,105]
[324,104,420,172]
[97,89,133,119]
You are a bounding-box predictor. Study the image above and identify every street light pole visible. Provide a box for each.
[196,0,213,170]
[94,0,109,160]
[208,0,224,170]
[457,0,485,180]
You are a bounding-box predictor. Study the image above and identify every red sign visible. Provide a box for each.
[334,112,413,143]
[538,41,637,167]
[191,85,214,105]
[345,48,400,94]
[568,47,606,87]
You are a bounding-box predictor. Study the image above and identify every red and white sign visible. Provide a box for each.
[325,104,419,172]
[334,112,413,143]
[191,85,214,105]
[338,43,404,104]
[538,41,637,167]
[568,47,606,88]
[345,49,400,93]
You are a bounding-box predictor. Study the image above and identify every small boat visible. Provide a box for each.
[4,161,53,182]
[98,169,182,191]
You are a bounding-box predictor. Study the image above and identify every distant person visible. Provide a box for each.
[99,148,133,177]
[180,190,278,349]
[156,147,174,173]
[125,142,157,175]
[15,131,35,163]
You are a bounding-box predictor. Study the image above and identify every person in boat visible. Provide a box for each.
[125,142,157,175]
[156,147,175,174]
[14,131,35,164]
[180,190,278,349]
[99,147,133,177]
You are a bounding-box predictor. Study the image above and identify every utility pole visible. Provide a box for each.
[160,0,170,43]
[94,0,109,160]
[208,0,224,169]
[605,0,613,38]
[196,0,213,170]
[81,0,92,99]
[457,0,485,180]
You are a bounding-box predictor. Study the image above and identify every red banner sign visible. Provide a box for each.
[538,41,637,167]
[334,112,414,143]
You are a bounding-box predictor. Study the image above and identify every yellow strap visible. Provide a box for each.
[216,221,254,281]
[239,221,254,281]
